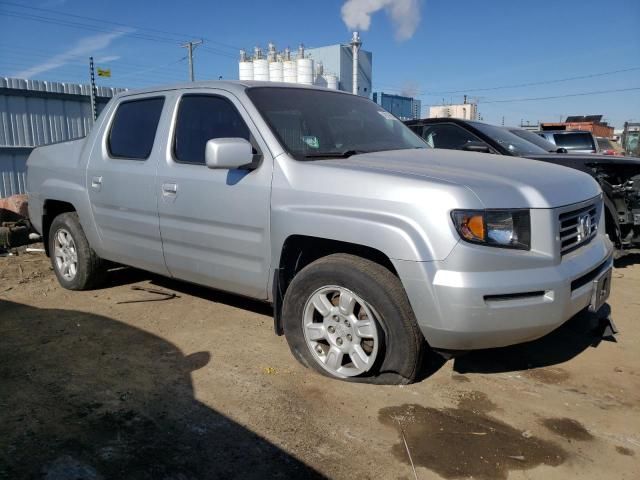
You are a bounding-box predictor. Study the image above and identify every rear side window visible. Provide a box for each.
[108,97,165,159]
[597,138,613,150]
[173,95,250,164]
[421,124,480,149]
[553,132,595,151]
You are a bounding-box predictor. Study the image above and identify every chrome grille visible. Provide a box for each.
[559,203,598,255]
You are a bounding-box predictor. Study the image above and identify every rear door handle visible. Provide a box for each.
[162,183,178,196]
[91,176,102,191]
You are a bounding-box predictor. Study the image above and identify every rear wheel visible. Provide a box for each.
[49,212,105,290]
[282,253,425,384]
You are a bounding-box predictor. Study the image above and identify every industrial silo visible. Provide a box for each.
[238,49,254,81]
[283,47,297,83]
[296,44,313,85]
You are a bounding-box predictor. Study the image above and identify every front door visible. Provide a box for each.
[156,91,273,299]
[86,94,169,275]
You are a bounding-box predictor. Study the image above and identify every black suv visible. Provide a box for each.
[405,118,640,252]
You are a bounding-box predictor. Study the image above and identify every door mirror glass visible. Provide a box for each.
[462,141,491,153]
[205,138,253,169]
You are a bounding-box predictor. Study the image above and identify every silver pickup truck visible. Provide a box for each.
[27,81,614,384]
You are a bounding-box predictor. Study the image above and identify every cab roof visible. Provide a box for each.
[115,80,350,100]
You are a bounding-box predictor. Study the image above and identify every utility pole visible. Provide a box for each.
[182,40,203,82]
[89,56,97,122]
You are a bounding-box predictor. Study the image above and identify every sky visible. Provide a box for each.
[1,0,639,129]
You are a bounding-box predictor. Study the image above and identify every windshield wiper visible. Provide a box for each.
[303,149,367,159]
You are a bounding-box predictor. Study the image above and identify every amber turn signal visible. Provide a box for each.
[462,214,485,241]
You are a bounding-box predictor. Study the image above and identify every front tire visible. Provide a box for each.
[282,254,425,384]
[49,212,105,290]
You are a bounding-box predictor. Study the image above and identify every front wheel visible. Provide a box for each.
[282,254,426,384]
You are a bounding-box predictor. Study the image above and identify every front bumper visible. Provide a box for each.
[395,233,613,350]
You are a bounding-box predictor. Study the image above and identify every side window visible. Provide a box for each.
[174,95,250,165]
[422,124,480,150]
[553,133,595,151]
[108,97,165,159]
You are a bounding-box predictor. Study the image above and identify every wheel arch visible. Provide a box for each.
[42,199,77,256]
[272,235,399,335]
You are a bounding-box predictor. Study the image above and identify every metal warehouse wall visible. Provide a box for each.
[0,77,125,198]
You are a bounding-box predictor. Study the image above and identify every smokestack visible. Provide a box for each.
[349,31,362,95]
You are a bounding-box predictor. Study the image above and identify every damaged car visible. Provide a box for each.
[406,118,640,252]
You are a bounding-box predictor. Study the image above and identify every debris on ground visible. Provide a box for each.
[0,194,29,222]
[116,285,179,304]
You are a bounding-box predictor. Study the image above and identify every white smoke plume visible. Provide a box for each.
[341,0,421,41]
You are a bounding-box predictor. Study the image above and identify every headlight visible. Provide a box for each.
[451,209,531,250]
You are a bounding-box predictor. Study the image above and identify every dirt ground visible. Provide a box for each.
[1,248,639,480]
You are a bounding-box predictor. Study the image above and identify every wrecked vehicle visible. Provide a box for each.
[406,118,640,252]
[27,82,613,384]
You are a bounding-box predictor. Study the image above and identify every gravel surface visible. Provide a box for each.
[1,249,639,479]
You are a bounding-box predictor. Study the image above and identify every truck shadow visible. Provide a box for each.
[0,300,324,479]
[106,266,273,317]
[453,307,613,375]
[100,266,608,382]
[614,252,640,269]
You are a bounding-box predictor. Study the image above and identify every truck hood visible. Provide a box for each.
[313,148,602,209]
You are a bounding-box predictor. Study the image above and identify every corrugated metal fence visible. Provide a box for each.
[0,77,125,198]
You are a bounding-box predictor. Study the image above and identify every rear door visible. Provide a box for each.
[86,95,170,275]
[155,90,273,299]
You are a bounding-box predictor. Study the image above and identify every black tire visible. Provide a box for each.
[48,212,106,290]
[282,253,425,384]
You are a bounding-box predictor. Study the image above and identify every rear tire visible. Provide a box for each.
[282,253,425,384]
[48,212,105,290]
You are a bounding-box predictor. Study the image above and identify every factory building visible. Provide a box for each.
[238,34,372,97]
[429,102,478,121]
[306,41,372,97]
[373,92,421,120]
[540,115,614,138]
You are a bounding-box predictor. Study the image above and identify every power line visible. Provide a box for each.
[0,44,194,71]
[0,10,238,61]
[374,66,640,97]
[430,67,640,94]
[0,1,241,53]
[1,11,177,43]
[481,87,640,104]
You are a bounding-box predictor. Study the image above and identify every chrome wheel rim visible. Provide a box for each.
[302,285,380,378]
[53,228,78,281]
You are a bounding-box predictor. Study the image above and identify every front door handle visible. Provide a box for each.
[162,183,178,196]
[91,176,102,191]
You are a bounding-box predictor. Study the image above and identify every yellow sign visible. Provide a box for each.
[97,68,111,78]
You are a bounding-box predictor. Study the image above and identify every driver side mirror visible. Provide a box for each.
[205,138,254,169]
[556,147,568,154]
[462,141,491,153]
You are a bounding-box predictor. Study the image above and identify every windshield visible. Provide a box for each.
[509,128,558,152]
[246,87,427,159]
[470,122,549,156]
